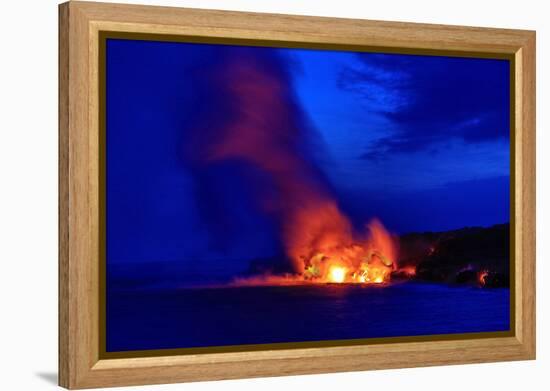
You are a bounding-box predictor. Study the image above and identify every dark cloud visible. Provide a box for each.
[338,53,510,158]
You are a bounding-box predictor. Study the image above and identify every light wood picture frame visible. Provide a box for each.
[59,1,536,389]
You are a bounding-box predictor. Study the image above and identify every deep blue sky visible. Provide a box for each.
[106,39,510,273]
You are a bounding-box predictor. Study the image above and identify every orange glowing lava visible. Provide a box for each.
[400,265,417,277]
[328,266,347,283]
[295,218,398,285]
[232,218,399,287]
[478,270,489,286]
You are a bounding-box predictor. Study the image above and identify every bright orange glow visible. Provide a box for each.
[290,217,398,285]
[234,219,399,286]
[478,270,489,286]
[400,265,416,277]
[329,266,347,283]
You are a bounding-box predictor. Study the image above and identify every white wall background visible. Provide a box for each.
[0,0,546,389]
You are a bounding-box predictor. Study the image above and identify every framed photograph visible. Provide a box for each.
[59,1,536,389]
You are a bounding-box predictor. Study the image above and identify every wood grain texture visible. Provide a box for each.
[518,34,536,354]
[58,1,536,388]
[58,3,70,387]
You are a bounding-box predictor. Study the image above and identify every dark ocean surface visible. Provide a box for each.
[106,282,510,352]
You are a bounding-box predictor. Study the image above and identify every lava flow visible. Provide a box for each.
[188,48,399,286]
[295,217,398,284]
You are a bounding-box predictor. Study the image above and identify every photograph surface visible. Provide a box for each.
[104,38,511,353]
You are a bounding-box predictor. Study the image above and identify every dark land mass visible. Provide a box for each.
[395,223,510,287]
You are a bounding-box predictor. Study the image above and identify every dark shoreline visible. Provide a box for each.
[397,223,510,287]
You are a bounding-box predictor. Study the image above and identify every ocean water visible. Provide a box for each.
[106,282,510,352]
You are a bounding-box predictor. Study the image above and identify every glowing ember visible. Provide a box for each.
[478,270,489,286]
[400,265,417,277]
